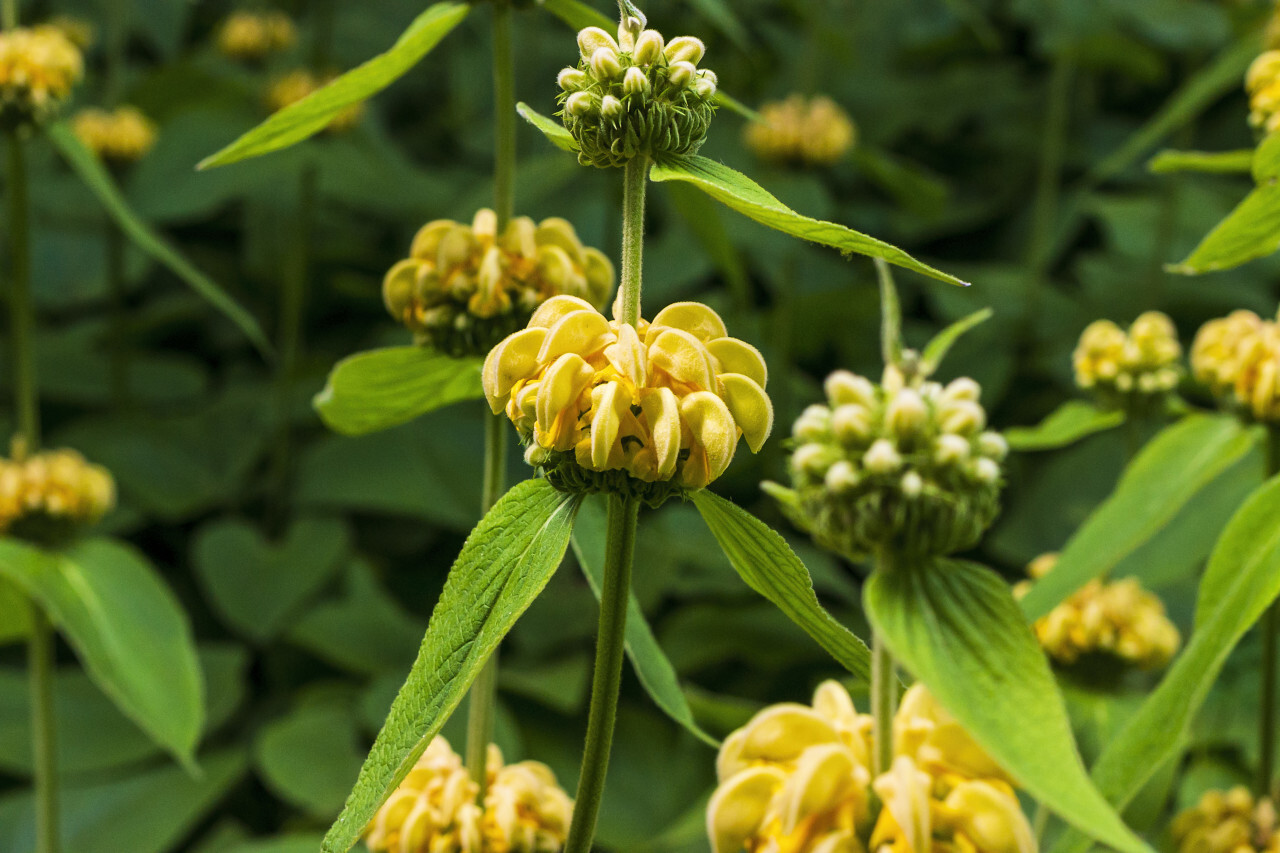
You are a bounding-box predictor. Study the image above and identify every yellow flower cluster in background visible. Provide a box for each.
[365,736,572,853]
[1014,554,1180,670]
[484,297,771,493]
[265,69,362,132]
[0,25,82,126]
[1250,50,1280,135]
[1073,311,1181,401]
[73,106,158,164]
[216,10,295,62]
[744,95,857,166]
[708,680,1034,853]
[385,209,614,358]
[1174,787,1280,853]
[0,445,115,535]
[1192,307,1280,422]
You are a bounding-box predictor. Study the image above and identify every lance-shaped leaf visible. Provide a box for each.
[200,2,471,169]
[919,307,992,375]
[649,156,967,287]
[517,102,578,152]
[1147,149,1254,175]
[1049,474,1280,853]
[47,123,271,357]
[314,348,484,436]
[865,558,1150,853]
[322,479,578,853]
[690,490,871,683]
[1004,400,1126,451]
[0,538,204,768]
[1019,414,1258,620]
[539,0,613,31]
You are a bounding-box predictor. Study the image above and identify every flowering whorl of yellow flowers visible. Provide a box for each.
[265,69,362,132]
[1013,554,1180,671]
[1192,307,1280,422]
[216,10,296,62]
[744,95,857,167]
[0,445,115,539]
[364,736,573,853]
[1072,311,1182,406]
[384,209,615,358]
[72,106,158,165]
[0,25,82,128]
[1173,787,1280,853]
[483,296,772,500]
[557,16,718,168]
[707,680,1034,853]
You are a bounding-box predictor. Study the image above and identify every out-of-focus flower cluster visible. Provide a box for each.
[1013,554,1180,671]
[1192,307,1280,423]
[217,10,296,62]
[483,297,771,499]
[385,209,614,358]
[557,17,717,167]
[768,365,1004,560]
[1072,312,1182,407]
[265,69,362,132]
[708,680,1034,853]
[744,95,856,166]
[364,736,572,853]
[1174,787,1280,853]
[0,444,115,538]
[0,25,82,128]
[72,106,157,164]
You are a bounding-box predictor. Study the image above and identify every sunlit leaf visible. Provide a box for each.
[919,307,993,374]
[516,101,578,152]
[1005,400,1126,451]
[539,0,613,31]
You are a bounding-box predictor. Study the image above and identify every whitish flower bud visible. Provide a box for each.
[667,60,697,88]
[590,47,623,80]
[632,29,664,65]
[973,458,1000,484]
[824,460,859,493]
[577,26,618,61]
[693,76,717,99]
[664,35,705,65]
[831,404,872,445]
[558,67,588,91]
[863,439,901,474]
[793,405,832,441]
[901,471,923,498]
[977,432,1008,461]
[623,66,650,96]
[566,91,596,116]
[942,377,981,402]
[825,371,877,407]
[939,400,986,435]
[934,434,970,466]
[885,389,928,437]
[600,94,623,118]
[793,443,832,476]
[617,16,643,51]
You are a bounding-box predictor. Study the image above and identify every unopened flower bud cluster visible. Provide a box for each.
[1173,787,1280,853]
[72,106,157,165]
[779,365,1005,559]
[557,17,717,167]
[744,94,857,167]
[385,209,615,358]
[0,25,82,129]
[216,10,296,63]
[1072,311,1182,405]
[1192,306,1280,423]
[266,69,362,132]
[0,446,115,538]
[1013,554,1180,671]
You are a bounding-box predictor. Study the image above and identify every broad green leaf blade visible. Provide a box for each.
[1147,149,1254,175]
[572,500,718,747]
[1004,400,1126,451]
[919,307,993,374]
[46,123,272,358]
[314,347,484,436]
[865,559,1149,853]
[1049,474,1280,853]
[1169,183,1280,275]
[1252,131,1280,182]
[517,102,578,152]
[1019,414,1257,620]
[0,578,32,645]
[539,0,613,31]
[0,538,204,767]
[199,2,470,168]
[649,156,967,287]
[690,490,871,683]
[322,479,578,853]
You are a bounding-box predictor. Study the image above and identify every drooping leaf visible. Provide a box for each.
[0,538,204,767]
[322,479,579,853]
[1168,183,1280,274]
[1147,149,1254,175]
[690,490,871,683]
[1004,400,1126,451]
[1019,414,1258,620]
[313,347,484,436]
[46,122,272,357]
[539,0,613,31]
[865,558,1149,853]
[199,2,471,168]
[919,307,993,375]
[649,155,968,287]
[517,101,578,152]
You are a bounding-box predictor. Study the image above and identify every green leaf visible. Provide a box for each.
[517,101,578,152]
[919,307,993,375]
[865,558,1149,853]
[1004,400,1126,451]
[1019,414,1257,620]
[687,0,750,49]
[571,500,718,747]
[322,479,579,853]
[539,0,613,31]
[1049,474,1280,853]
[1147,148,1254,175]
[199,2,471,168]
[46,123,272,357]
[255,700,364,819]
[690,490,871,683]
[0,538,204,767]
[649,156,967,287]
[0,577,32,645]
[313,347,484,436]
[1168,183,1280,274]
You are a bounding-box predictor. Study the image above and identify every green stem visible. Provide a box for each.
[871,629,896,779]
[618,155,648,327]
[310,0,335,70]
[106,223,129,408]
[564,494,638,853]
[492,0,515,232]
[7,130,38,450]
[104,0,129,105]
[875,258,902,369]
[1026,52,1074,318]
[2,0,15,30]
[1260,426,1280,797]
[30,608,58,853]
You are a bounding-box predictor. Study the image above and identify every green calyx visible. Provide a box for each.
[526,445,686,508]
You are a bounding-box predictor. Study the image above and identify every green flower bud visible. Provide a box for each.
[558,68,588,91]
[667,60,696,88]
[633,29,664,65]
[566,91,596,116]
[664,35,705,64]
[578,26,618,61]
[623,66,650,96]
[600,94,624,118]
[590,46,623,80]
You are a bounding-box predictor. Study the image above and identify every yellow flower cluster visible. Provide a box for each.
[1192,307,1280,422]
[1173,787,1279,853]
[216,10,296,62]
[265,69,362,132]
[385,209,614,358]
[744,95,857,167]
[1013,554,1180,670]
[1072,311,1182,401]
[365,736,573,853]
[0,25,82,126]
[483,296,772,496]
[72,106,158,165]
[708,680,1034,853]
[0,446,115,536]
[1249,51,1280,135]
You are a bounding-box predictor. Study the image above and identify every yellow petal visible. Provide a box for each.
[707,337,768,387]
[538,309,613,363]
[534,217,585,263]
[681,391,738,487]
[639,386,681,480]
[810,830,866,853]
[529,294,599,328]
[871,756,932,853]
[590,381,630,469]
[436,224,475,270]
[382,258,422,318]
[605,322,648,389]
[582,248,615,309]
[715,728,749,782]
[408,219,455,260]
[535,353,594,439]
[737,703,839,763]
[706,765,787,853]
[943,780,1036,853]
[502,215,538,258]
[650,301,728,343]
[471,207,497,241]
[812,681,859,729]
[537,244,588,298]
[650,329,717,391]
[719,373,773,453]
[483,327,548,412]
[778,743,858,834]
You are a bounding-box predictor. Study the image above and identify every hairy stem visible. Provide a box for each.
[30,609,58,853]
[618,155,648,327]
[871,630,897,779]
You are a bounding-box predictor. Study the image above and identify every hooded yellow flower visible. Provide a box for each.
[745,95,857,167]
[1192,307,1280,422]
[365,736,573,853]
[216,10,295,62]
[72,106,158,165]
[0,25,82,127]
[265,69,363,132]
[0,444,115,538]
[1073,311,1181,402]
[1173,787,1280,853]
[483,296,771,496]
[1249,51,1280,135]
